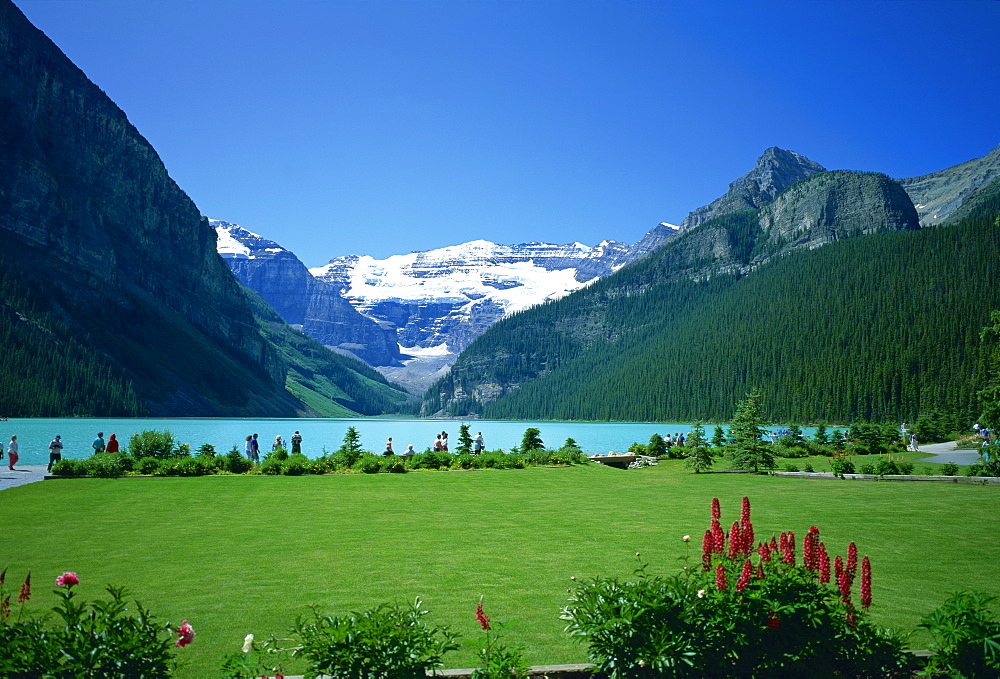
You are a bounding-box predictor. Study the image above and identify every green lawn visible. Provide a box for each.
[3,461,999,677]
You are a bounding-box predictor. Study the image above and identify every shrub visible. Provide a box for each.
[773,443,808,459]
[940,462,960,476]
[895,461,915,475]
[561,497,915,678]
[519,428,544,453]
[858,462,876,475]
[783,463,800,472]
[196,443,216,457]
[264,446,288,463]
[379,455,407,474]
[258,457,285,475]
[918,591,1000,678]
[84,453,124,478]
[127,430,185,459]
[874,459,900,476]
[49,459,86,477]
[455,453,475,469]
[830,453,855,477]
[0,570,190,677]
[134,456,160,475]
[283,453,310,476]
[290,599,458,678]
[221,447,252,474]
[117,454,136,472]
[357,454,381,474]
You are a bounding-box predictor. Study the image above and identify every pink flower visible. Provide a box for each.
[476,600,491,631]
[175,620,195,647]
[711,497,721,521]
[18,572,30,603]
[782,531,796,566]
[55,572,80,587]
[860,556,872,610]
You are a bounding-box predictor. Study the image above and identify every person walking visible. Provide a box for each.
[250,433,260,464]
[92,432,106,454]
[48,435,63,472]
[6,435,17,470]
[245,435,253,462]
[291,431,302,454]
[106,434,119,454]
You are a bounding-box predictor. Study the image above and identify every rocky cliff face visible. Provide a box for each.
[898,143,1000,225]
[679,147,827,230]
[756,171,920,259]
[0,0,402,416]
[214,221,402,366]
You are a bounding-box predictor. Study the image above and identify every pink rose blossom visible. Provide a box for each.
[55,572,80,587]
[175,620,195,647]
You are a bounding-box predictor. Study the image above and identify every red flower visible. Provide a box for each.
[766,609,780,630]
[175,620,195,648]
[741,519,755,555]
[711,519,725,555]
[836,557,851,605]
[758,541,771,562]
[846,603,857,629]
[701,530,713,571]
[860,556,872,610]
[1,594,10,619]
[711,497,721,521]
[740,496,751,524]
[736,559,752,593]
[847,542,858,579]
[818,542,831,584]
[55,572,80,587]
[727,521,741,559]
[18,572,30,603]
[755,562,765,580]
[782,531,796,566]
[715,563,727,591]
[476,599,491,631]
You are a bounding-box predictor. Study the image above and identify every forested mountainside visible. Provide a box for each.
[0,0,406,417]
[424,170,1000,424]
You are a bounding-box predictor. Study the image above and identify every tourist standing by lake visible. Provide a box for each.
[440,431,449,452]
[6,435,17,470]
[473,432,484,455]
[47,435,63,472]
[106,434,119,453]
[250,433,260,464]
[291,431,302,454]
[92,432,106,454]
[244,435,253,462]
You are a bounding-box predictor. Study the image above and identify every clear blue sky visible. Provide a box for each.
[13,0,1000,266]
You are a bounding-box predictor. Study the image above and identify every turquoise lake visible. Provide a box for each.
[1,417,825,465]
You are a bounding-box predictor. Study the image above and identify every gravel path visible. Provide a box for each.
[915,441,984,466]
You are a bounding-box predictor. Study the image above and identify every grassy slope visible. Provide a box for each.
[3,464,998,676]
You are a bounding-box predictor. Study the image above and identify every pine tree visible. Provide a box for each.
[520,428,544,452]
[457,424,473,454]
[728,389,775,473]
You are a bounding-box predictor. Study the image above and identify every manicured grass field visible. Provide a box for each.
[3,461,999,677]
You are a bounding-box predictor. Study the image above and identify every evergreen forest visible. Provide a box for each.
[427,182,1000,425]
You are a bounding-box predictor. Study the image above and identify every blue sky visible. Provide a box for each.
[13,0,1000,266]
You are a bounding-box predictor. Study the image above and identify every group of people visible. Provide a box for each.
[1,431,123,472]
[244,431,303,464]
[382,431,486,456]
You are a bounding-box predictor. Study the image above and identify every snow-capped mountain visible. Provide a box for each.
[215,221,679,394]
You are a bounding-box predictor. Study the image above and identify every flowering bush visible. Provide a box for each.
[561,497,915,678]
[0,569,191,677]
[470,599,529,679]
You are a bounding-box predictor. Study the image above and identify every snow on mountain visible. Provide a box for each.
[214,219,680,394]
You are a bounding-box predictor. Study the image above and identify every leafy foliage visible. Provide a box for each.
[918,591,1000,678]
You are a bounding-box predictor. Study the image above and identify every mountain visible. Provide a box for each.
[898,143,1000,225]
[679,147,827,230]
[420,155,998,424]
[0,0,406,417]
[215,224,679,394]
[214,220,402,367]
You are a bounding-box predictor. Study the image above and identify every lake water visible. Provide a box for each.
[0,417,825,465]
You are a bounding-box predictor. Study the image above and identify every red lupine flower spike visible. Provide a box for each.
[727,521,741,559]
[711,519,725,555]
[755,562,765,579]
[736,559,752,593]
[715,563,727,591]
[847,542,858,578]
[741,519,754,555]
[18,572,30,603]
[860,556,872,610]
[476,599,492,631]
[741,496,751,524]
[702,530,713,571]
[711,497,721,521]
[818,542,831,583]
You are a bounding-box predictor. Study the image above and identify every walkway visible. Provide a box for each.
[915,441,983,466]
[0,464,49,492]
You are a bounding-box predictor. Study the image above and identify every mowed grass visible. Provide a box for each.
[3,461,999,677]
